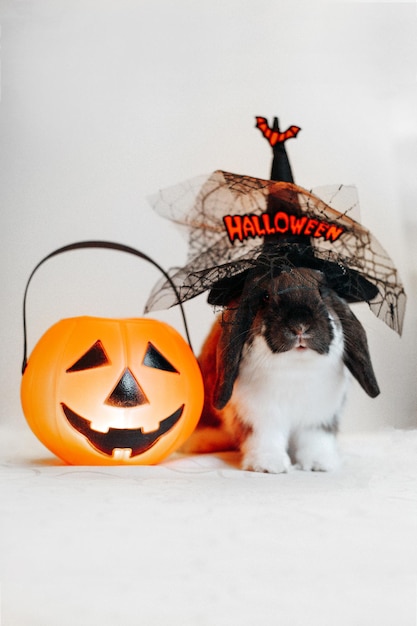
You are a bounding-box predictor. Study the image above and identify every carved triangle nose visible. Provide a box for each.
[105,368,149,408]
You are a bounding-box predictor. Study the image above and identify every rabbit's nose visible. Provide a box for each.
[292,323,310,337]
[297,324,308,335]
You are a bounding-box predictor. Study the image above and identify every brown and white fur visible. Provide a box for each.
[183,267,380,473]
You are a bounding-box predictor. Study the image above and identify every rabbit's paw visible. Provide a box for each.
[242,449,292,474]
[295,429,340,472]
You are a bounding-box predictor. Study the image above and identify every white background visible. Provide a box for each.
[0,5,416,626]
[1,0,416,432]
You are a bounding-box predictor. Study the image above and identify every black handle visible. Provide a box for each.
[22,240,193,374]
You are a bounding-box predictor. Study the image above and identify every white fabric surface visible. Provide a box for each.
[1,427,416,625]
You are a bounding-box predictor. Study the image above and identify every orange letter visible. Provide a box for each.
[252,215,266,237]
[326,224,344,242]
[274,211,289,233]
[313,221,328,239]
[223,216,243,243]
[289,215,307,235]
[261,214,276,235]
[242,215,257,240]
[304,218,318,236]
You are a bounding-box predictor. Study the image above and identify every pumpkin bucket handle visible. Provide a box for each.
[22,240,193,374]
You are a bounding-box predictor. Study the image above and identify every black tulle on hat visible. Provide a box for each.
[145,117,405,335]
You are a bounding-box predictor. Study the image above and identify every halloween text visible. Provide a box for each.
[223,212,345,244]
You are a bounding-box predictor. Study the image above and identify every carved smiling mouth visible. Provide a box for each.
[61,403,184,457]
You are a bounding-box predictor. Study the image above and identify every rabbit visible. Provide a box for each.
[183,264,380,473]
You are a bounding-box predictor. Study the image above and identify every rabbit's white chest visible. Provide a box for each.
[231,331,350,432]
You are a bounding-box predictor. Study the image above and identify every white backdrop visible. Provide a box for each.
[1,0,416,434]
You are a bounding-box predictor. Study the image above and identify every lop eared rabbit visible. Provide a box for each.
[183,265,380,473]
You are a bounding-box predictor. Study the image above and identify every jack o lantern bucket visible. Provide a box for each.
[20,241,204,465]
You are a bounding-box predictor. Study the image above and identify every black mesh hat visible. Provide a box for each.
[145,117,405,335]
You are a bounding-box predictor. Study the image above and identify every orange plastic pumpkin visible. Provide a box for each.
[21,316,203,465]
[20,241,203,465]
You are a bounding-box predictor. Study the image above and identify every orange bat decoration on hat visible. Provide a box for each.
[255,116,301,147]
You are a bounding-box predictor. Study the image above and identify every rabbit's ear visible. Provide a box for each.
[214,283,259,410]
[328,292,380,398]
[208,270,249,306]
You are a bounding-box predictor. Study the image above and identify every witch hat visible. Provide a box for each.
[144,117,406,335]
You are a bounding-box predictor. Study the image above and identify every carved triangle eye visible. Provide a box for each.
[66,340,110,373]
[143,342,178,373]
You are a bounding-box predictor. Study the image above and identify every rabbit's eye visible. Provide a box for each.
[260,291,270,305]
